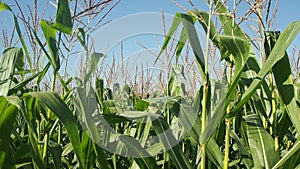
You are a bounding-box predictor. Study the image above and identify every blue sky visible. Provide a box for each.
[87,0,300,85]
[105,0,300,30]
[91,0,300,68]
[0,0,299,79]
[1,0,299,51]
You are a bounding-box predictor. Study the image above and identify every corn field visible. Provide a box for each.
[0,0,300,168]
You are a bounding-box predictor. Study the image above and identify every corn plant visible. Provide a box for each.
[0,0,300,169]
[158,0,300,168]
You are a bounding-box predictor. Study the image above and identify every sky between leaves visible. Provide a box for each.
[0,0,299,79]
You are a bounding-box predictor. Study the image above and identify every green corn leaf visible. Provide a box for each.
[220,35,250,105]
[48,141,62,169]
[135,100,149,111]
[79,133,96,168]
[189,10,220,47]
[8,72,41,95]
[295,78,300,103]
[56,73,72,93]
[139,117,152,147]
[198,6,251,144]
[199,81,227,144]
[28,128,45,169]
[184,111,224,168]
[0,2,11,12]
[38,0,72,71]
[175,27,188,62]
[214,0,247,61]
[0,96,19,169]
[157,13,182,60]
[28,22,54,74]
[37,62,51,84]
[95,78,104,106]
[26,92,85,169]
[40,20,60,72]
[214,0,245,37]
[73,83,101,144]
[180,13,207,82]
[244,114,276,169]
[84,52,103,84]
[14,145,33,168]
[75,28,88,51]
[168,64,187,96]
[119,136,159,169]
[52,0,73,34]
[156,13,207,82]
[227,54,273,119]
[206,138,225,168]
[264,31,300,135]
[283,149,300,169]
[0,47,24,96]
[93,143,111,169]
[230,130,254,168]
[272,140,300,169]
[151,112,193,169]
[22,97,45,169]
[200,93,226,144]
[229,21,300,132]
[220,35,249,72]
[74,83,158,168]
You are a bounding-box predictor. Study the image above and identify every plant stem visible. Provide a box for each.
[43,72,56,160]
[201,82,208,169]
[47,73,56,118]
[201,1,213,168]
[224,108,231,169]
[270,72,280,162]
[224,57,233,169]
[224,0,237,167]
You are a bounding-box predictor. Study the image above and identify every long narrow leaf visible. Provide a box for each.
[244,114,276,168]
[26,92,85,169]
[214,0,245,37]
[40,20,60,72]
[0,48,23,96]
[23,97,45,169]
[189,10,220,48]
[152,114,192,169]
[0,96,19,169]
[52,0,73,34]
[265,31,300,134]
[8,72,41,95]
[272,140,300,169]
[230,21,300,133]
[180,13,207,82]
[157,13,182,60]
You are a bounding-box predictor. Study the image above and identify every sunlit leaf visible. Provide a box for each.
[230,21,300,134]
[244,114,276,168]
[52,0,73,34]
[0,47,24,96]
[264,31,300,134]
[0,96,19,169]
[40,20,60,72]
[26,92,85,169]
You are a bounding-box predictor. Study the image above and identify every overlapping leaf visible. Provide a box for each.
[0,96,19,169]
[0,48,24,96]
[244,114,276,168]
[230,21,300,133]
[26,92,85,169]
